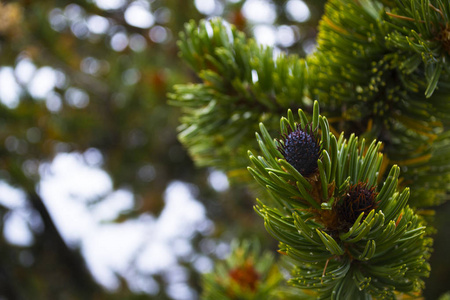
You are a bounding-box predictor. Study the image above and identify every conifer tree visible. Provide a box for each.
[170,0,450,298]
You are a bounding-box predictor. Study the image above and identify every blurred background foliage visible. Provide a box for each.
[0,0,448,299]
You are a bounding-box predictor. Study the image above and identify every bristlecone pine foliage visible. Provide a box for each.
[169,18,308,174]
[249,101,431,299]
[201,240,285,300]
[171,0,450,298]
[308,0,450,207]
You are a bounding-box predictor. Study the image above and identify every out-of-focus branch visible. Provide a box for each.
[7,161,104,299]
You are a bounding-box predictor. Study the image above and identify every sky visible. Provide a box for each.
[0,0,311,298]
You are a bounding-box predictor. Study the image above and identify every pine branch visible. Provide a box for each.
[385,0,450,98]
[399,130,450,206]
[201,239,311,300]
[172,11,450,206]
[169,19,308,172]
[307,0,450,207]
[201,239,282,299]
[248,102,431,299]
[171,2,450,296]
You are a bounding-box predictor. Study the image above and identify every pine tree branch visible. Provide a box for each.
[27,190,103,298]
[6,163,103,299]
[307,0,450,208]
[248,102,431,298]
[170,19,308,172]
